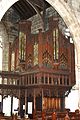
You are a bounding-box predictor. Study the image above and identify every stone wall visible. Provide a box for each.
[0,22,8,71]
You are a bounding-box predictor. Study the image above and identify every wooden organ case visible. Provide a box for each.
[0,16,75,117]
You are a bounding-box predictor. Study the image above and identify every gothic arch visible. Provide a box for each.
[0,0,19,21]
[0,0,80,63]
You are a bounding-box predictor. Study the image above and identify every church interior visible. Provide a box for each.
[0,0,80,119]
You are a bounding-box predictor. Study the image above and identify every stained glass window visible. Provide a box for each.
[19,32,26,61]
[34,42,38,65]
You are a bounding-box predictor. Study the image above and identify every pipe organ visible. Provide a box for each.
[0,16,75,117]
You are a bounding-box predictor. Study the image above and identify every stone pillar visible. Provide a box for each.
[77,66,80,110]
[76,48,80,110]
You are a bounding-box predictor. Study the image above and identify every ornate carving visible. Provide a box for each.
[59,53,68,69]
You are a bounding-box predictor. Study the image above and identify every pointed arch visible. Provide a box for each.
[0,0,80,49]
[0,0,19,21]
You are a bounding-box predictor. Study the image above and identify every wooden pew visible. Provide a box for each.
[52,112,57,120]
[33,109,80,120]
[42,111,46,120]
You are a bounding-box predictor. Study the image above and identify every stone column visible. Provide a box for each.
[77,66,80,110]
[76,47,80,110]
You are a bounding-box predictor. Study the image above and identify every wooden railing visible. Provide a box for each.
[0,71,71,87]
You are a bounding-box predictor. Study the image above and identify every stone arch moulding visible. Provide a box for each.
[0,0,19,21]
[0,0,80,48]
[46,0,80,67]
[45,0,80,48]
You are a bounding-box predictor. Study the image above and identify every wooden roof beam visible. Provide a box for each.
[25,0,46,31]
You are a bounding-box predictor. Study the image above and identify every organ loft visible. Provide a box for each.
[0,16,75,118]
